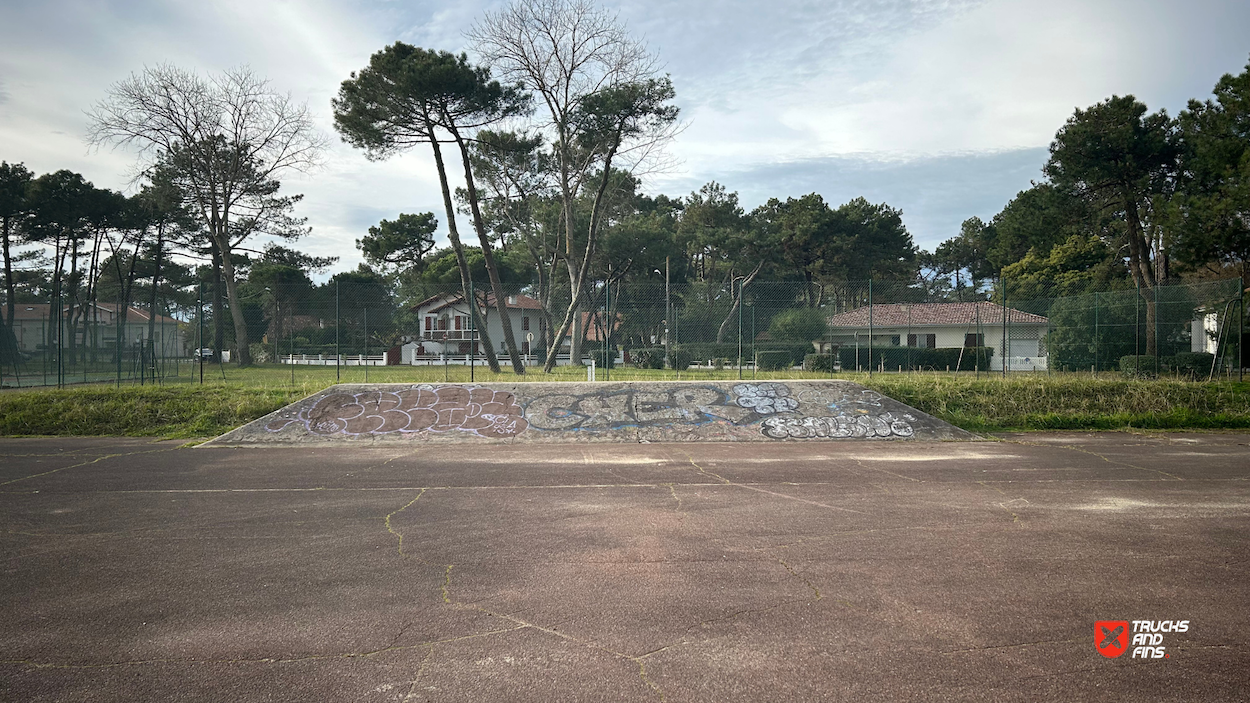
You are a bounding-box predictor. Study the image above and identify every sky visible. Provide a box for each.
[2,0,1249,277]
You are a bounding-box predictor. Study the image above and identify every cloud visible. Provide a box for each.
[1,0,1248,277]
[653,147,1050,251]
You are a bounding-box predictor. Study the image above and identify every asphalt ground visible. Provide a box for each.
[1,433,1248,702]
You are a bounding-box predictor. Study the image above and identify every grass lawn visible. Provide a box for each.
[0,363,1247,438]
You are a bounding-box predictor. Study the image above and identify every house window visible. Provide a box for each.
[907,334,937,348]
[522,316,530,331]
[425,317,432,331]
[522,341,530,354]
[455,315,462,330]
[965,333,984,347]
[438,317,447,331]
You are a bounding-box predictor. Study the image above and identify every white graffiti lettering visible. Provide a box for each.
[760,412,915,439]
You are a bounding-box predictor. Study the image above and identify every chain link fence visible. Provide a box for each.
[1,276,1243,388]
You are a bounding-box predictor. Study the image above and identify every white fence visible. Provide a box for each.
[990,356,1049,372]
[280,354,387,366]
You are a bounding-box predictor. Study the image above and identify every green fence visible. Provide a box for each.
[1,276,1243,388]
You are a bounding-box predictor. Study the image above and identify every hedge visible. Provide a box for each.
[629,347,666,369]
[1119,355,1159,378]
[677,343,742,362]
[756,350,795,371]
[1167,352,1215,379]
[589,348,617,369]
[804,354,837,372]
[668,348,695,370]
[839,346,994,372]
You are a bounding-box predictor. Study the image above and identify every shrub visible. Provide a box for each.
[839,345,994,372]
[756,350,794,371]
[677,343,741,362]
[630,347,665,369]
[249,343,272,364]
[668,348,695,370]
[804,354,837,372]
[1171,352,1214,379]
[589,348,616,369]
[768,308,828,343]
[1119,355,1159,378]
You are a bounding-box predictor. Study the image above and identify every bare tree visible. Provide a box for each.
[470,0,680,371]
[88,65,325,366]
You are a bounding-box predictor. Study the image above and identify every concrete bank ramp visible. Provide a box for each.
[202,381,977,446]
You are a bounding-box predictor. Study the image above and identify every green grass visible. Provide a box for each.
[859,374,1250,433]
[1,364,1247,438]
[0,385,306,438]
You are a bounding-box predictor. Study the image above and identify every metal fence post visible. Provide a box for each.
[469,279,475,383]
[335,280,340,383]
[605,279,611,382]
[1001,275,1007,378]
[363,307,369,384]
[1154,282,1160,377]
[868,279,873,377]
[199,282,204,385]
[1135,278,1141,360]
[1239,277,1245,383]
[737,277,744,381]
[1094,292,1099,377]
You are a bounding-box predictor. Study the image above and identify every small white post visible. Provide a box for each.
[588,359,596,382]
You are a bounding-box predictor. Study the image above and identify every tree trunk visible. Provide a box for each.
[214,235,251,366]
[428,128,500,372]
[212,245,224,363]
[715,262,763,343]
[542,135,622,373]
[449,123,525,374]
[1124,198,1158,355]
[148,223,164,350]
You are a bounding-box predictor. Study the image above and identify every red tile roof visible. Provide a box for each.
[10,302,180,324]
[827,302,1047,328]
[413,292,544,314]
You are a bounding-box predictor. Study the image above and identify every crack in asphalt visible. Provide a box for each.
[941,636,1085,654]
[435,537,668,700]
[677,449,868,515]
[977,480,1028,525]
[0,447,177,486]
[402,643,436,702]
[1004,438,1185,481]
[0,625,530,671]
[385,490,428,560]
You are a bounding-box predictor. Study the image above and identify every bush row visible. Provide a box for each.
[1119,352,1215,378]
[629,344,814,370]
[839,346,995,372]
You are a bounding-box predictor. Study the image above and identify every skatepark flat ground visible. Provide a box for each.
[2,433,1248,701]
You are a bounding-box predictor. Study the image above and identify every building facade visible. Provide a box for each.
[825,301,1050,371]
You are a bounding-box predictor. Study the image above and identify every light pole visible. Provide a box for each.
[665,257,671,368]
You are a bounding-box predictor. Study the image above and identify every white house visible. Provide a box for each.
[10,302,183,356]
[825,301,1050,371]
[401,292,624,365]
[404,292,546,363]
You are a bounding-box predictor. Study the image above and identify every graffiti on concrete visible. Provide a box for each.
[796,386,887,410]
[732,382,799,414]
[525,386,760,431]
[265,385,528,438]
[760,411,916,439]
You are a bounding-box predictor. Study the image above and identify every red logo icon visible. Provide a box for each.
[1096,620,1129,658]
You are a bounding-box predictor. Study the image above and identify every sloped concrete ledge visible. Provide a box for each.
[200,380,979,446]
